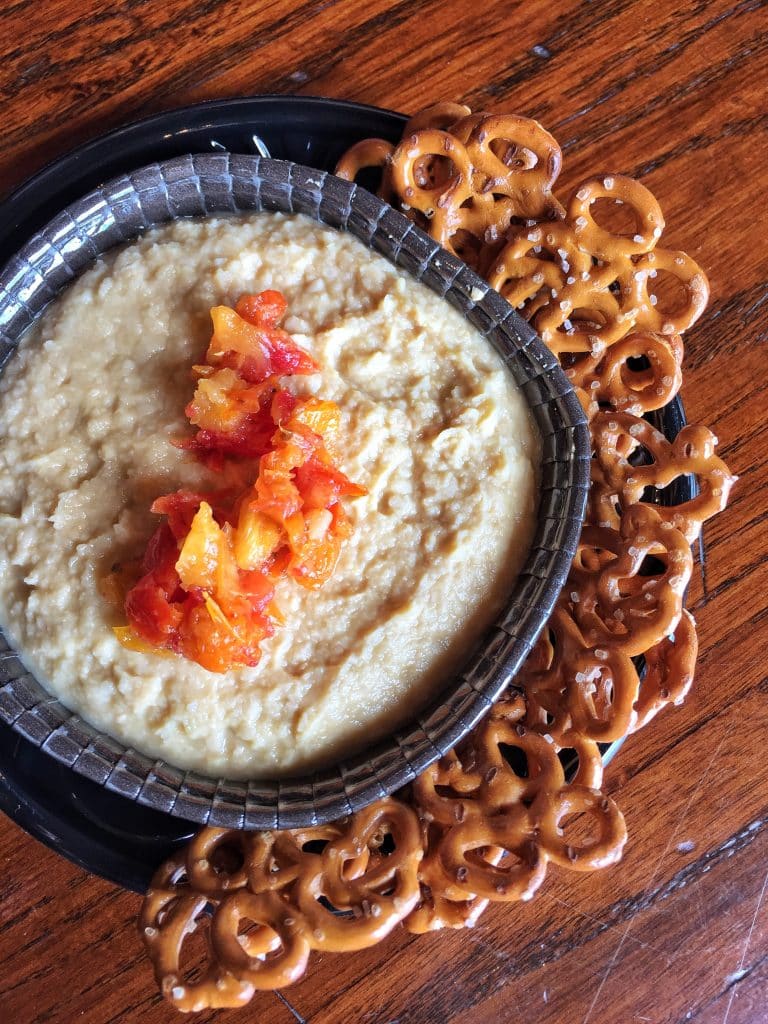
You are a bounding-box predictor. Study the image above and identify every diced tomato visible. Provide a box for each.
[261,329,319,378]
[174,412,276,461]
[252,440,306,521]
[125,576,182,644]
[294,456,367,509]
[270,389,298,425]
[151,492,231,542]
[235,290,287,329]
[207,304,318,383]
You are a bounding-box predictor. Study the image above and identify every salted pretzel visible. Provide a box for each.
[334,138,396,202]
[141,102,734,1011]
[589,413,736,542]
[570,504,693,657]
[519,603,641,744]
[582,331,683,414]
[336,109,565,264]
[632,608,698,731]
[403,101,472,133]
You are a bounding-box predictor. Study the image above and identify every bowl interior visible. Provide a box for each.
[0,154,589,829]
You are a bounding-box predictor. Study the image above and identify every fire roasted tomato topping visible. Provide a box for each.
[115,291,366,672]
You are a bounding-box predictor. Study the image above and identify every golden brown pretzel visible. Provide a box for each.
[535,785,627,871]
[621,248,709,336]
[293,800,422,950]
[140,855,255,1012]
[404,101,472,133]
[210,891,312,989]
[389,128,476,247]
[520,604,641,743]
[633,607,698,730]
[405,822,503,933]
[567,174,665,259]
[570,504,693,658]
[437,812,547,902]
[590,413,736,542]
[245,824,345,893]
[462,113,564,220]
[583,330,683,413]
[334,137,396,200]
[185,827,252,895]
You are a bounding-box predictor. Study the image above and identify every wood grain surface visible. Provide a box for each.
[0,0,766,1021]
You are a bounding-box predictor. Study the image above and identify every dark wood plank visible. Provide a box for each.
[0,0,766,1020]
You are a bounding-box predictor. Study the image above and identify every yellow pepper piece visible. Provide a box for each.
[175,502,225,592]
[203,594,239,638]
[288,398,341,443]
[234,503,282,570]
[113,626,173,657]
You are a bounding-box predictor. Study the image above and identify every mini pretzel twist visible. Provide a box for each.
[140,855,256,1012]
[210,891,312,989]
[519,604,641,743]
[535,785,627,871]
[589,413,737,542]
[581,331,683,414]
[570,504,693,657]
[461,114,565,220]
[493,174,708,368]
[632,607,698,731]
[338,109,565,266]
[141,801,423,1008]
[389,129,476,247]
[404,821,502,933]
[293,800,423,951]
[335,138,397,201]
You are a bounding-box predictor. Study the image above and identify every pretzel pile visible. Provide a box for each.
[141,103,735,1010]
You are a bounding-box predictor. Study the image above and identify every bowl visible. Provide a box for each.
[0,154,589,829]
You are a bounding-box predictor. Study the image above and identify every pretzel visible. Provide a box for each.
[293,800,422,950]
[335,138,396,198]
[535,785,627,871]
[492,174,709,366]
[140,855,255,1012]
[519,603,641,743]
[403,101,472,133]
[404,822,503,933]
[632,607,698,731]
[461,114,565,220]
[581,331,683,414]
[389,129,476,247]
[141,103,734,1010]
[570,504,693,657]
[141,800,423,1008]
[210,892,312,988]
[589,413,736,543]
[339,110,565,266]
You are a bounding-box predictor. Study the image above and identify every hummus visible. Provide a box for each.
[0,213,539,778]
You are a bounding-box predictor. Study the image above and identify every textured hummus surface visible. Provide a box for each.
[0,213,539,777]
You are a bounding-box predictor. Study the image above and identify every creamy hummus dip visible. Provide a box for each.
[0,213,539,778]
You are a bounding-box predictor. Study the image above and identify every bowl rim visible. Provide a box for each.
[0,153,589,829]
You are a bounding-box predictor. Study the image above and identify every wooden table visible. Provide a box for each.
[0,1,766,1021]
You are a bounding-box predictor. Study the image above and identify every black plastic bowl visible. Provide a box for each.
[0,154,589,830]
